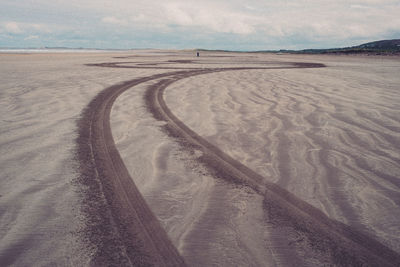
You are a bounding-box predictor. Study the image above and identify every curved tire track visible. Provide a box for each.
[78,61,400,266]
[147,71,400,266]
[77,72,195,266]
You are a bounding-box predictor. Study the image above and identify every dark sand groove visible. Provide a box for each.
[77,72,195,266]
[77,62,323,265]
[86,61,325,70]
[79,59,399,266]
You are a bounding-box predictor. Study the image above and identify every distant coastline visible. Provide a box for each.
[2,39,399,55]
[0,48,133,54]
[198,39,400,55]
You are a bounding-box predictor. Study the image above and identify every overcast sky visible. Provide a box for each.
[1,0,399,50]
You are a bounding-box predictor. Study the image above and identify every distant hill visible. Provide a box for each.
[197,39,400,55]
[276,39,400,55]
[357,39,400,50]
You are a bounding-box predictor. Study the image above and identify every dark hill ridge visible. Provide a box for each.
[280,39,400,55]
[233,39,400,55]
[358,39,400,50]
[198,39,400,55]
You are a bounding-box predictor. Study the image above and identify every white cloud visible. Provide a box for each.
[100,2,258,35]
[1,21,52,34]
[101,16,129,26]
[160,2,257,34]
[97,0,400,39]
[4,22,23,34]
[24,35,39,40]
[2,0,400,48]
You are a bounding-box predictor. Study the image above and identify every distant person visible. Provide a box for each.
[197,52,199,57]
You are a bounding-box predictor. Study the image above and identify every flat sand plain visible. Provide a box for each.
[1,51,399,266]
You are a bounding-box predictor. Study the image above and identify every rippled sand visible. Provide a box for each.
[0,52,164,265]
[111,53,400,265]
[1,51,399,266]
[164,55,400,256]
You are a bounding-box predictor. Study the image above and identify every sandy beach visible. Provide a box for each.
[1,51,399,266]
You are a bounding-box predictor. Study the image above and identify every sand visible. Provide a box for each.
[1,51,399,266]
[164,55,400,254]
[0,52,164,265]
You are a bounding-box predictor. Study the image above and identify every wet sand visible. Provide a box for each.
[1,51,400,266]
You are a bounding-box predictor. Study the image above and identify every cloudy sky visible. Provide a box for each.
[1,0,399,50]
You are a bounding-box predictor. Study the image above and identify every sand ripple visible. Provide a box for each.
[165,56,400,254]
[0,53,163,265]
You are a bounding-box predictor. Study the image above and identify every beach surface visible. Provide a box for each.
[1,51,399,266]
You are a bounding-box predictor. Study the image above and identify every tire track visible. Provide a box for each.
[78,60,400,266]
[145,71,400,266]
[77,72,196,266]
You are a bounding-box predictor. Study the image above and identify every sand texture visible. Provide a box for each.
[1,51,400,266]
[0,52,164,265]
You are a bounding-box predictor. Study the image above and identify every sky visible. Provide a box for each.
[0,0,399,50]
